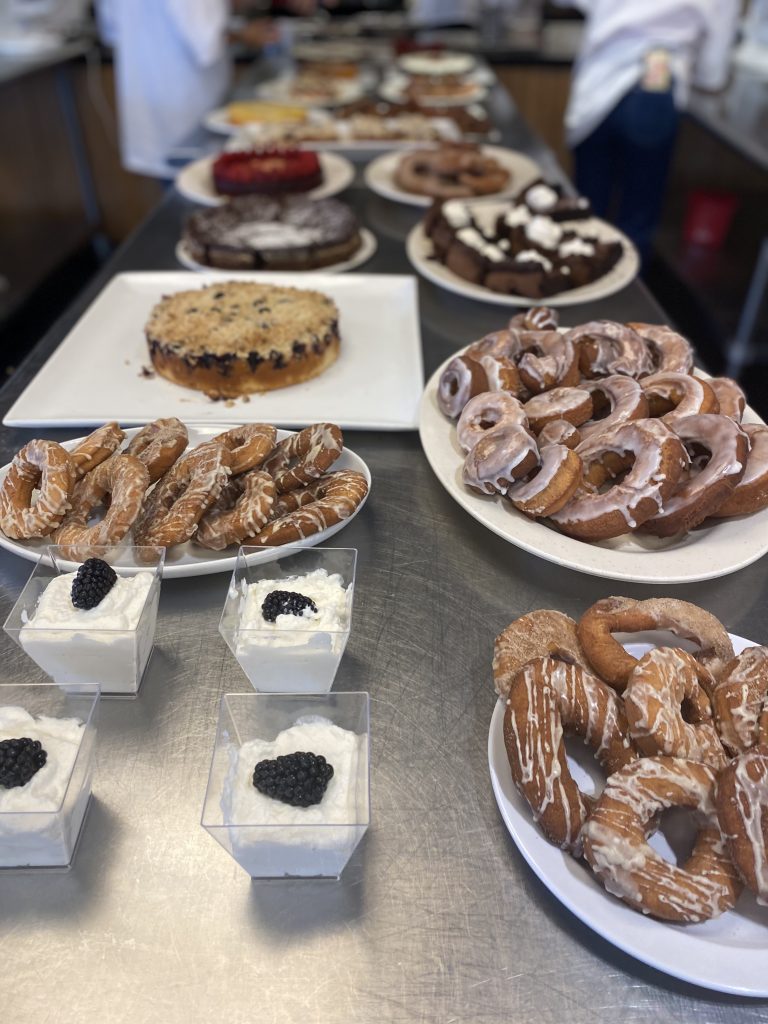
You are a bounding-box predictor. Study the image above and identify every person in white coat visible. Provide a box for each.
[557,0,740,259]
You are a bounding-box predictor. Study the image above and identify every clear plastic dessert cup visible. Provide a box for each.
[219,546,356,694]
[0,682,99,871]
[202,691,370,880]
[4,545,164,698]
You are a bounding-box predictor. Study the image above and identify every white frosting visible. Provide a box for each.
[515,249,553,271]
[456,227,505,263]
[503,204,531,228]
[0,706,90,868]
[525,215,563,250]
[221,717,366,877]
[442,200,471,228]
[525,183,558,212]
[19,571,158,695]
[228,223,322,249]
[559,236,596,258]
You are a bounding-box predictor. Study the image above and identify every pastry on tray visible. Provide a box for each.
[145,281,340,397]
[182,195,362,271]
[394,143,510,199]
[212,148,323,196]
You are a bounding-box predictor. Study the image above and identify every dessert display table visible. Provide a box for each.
[1,76,765,1024]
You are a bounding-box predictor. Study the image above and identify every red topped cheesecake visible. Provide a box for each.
[212,149,323,196]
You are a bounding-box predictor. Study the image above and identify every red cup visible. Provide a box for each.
[683,190,739,249]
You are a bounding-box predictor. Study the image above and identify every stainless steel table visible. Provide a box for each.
[2,82,767,1024]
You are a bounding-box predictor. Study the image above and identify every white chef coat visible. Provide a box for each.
[98,0,231,177]
[558,0,740,146]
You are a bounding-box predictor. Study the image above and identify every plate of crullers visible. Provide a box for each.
[489,596,768,996]
[0,419,370,578]
[419,306,768,583]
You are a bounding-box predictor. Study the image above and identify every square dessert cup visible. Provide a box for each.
[4,545,164,698]
[219,546,356,693]
[0,682,99,871]
[202,691,370,880]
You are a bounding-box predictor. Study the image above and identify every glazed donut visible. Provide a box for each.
[125,418,189,483]
[550,419,687,541]
[716,746,768,903]
[710,423,768,518]
[509,306,559,332]
[506,444,583,517]
[578,376,649,440]
[395,147,510,199]
[626,323,694,374]
[262,423,343,493]
[465,328,516,361]
[522,386,593,434]
[70,422,125,480]
[641,371,719,422]
[54,454,150,558]
[538,419,581,450]
[576,596,735,691]
[493,610,589,698]
[624,648,726,770]
[708,377,746,422]
[195,470,276,550]
[713,647,768,754]
[503,657,636,851]
[212,423,276,475]
[134,441,232,546]
[0,440,74,540]
[437,353,523,419]
[566,321,654,379]
[456,391,528,453]
[462,422,539,496]
[251,470,368,546]
[641,413,748,537]
[582,757,742,923]
[516,330,580,394]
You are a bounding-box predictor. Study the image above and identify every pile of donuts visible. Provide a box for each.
[0,418,368,557]
[495,596,768,924]
[438,307,768,541]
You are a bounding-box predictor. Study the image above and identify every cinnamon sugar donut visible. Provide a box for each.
[54,454,150,558]
[503,657,636,851]
[550,419,687,541]
[627,323,694,374]
[195,470,276,550]
[462,422,539,495]
[624,648,726,770]
[713,647,768,754]
[710,423,768,518]
[509,306,559,331]
[641,371,719,422]
[538,419,581,450]
[583,757,742,922]
[134,441,232,546]
[708,377,746,422]
[641,413,748,537]
[0,440,74,540]
[70,422,125,480]
[493,610,588,698]
[716,746,768,903]
[456,391,528,453]
[507,444,583,517]
[577,596,735,691]
[125,418,189,483]
[212,423,276,475]
[251,469,368,545]
[522,386,593,434]
[263,423,343,493]
[578,376,649,440]
[437,353,523,418]
[567,321,654,379]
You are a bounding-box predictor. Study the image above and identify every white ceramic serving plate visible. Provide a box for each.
[4,271,424,430]
[254,75,366,108]
[419,354,768,583]
[379,75,488,108]
[396,52,477,78]
[363,146,541,208]
[174,151,355,208]
[488,633,768,997]
[0,425,371,578]
[174,228,377,275]
[406,205,640,307]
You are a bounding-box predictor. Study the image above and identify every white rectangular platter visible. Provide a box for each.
[4,271,424,430]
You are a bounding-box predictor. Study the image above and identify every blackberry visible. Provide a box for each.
[252,751,334,807]
[71,558,117,610]
[261,590,317,623]
[0,737,47,789]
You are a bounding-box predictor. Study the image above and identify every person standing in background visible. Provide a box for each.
[557,0,740,261]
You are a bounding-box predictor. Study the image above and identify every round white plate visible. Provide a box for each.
[406,207,640,308]
[364,146,541,208]
[174,151,355,208]
[0,426,371,579]
[396,52,476,77]
[254,76,365,108]
[379,76,488,108]
[419,355,768,583]
[174,227,377,275]
[488,632,768,997]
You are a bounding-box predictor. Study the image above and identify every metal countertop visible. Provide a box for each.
[1,80,767,1024]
